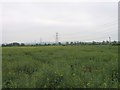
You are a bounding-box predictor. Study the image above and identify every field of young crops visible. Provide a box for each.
[2,45,119,88]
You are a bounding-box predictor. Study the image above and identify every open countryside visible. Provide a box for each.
[2,1,119,89]
[2,45,118,88]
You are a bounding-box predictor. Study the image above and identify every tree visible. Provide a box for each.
[66,42,69,45]
[12,42,20,46]
[92,41,96,45]
[102,41,106,45]
[2,44,6,47]
[58,42,62,45]
[112,41,117,45]
[21,43,25,46]
[70,42,73,45]
[106,41,109,44]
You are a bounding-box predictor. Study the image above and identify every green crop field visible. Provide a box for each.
[2,45,119,88]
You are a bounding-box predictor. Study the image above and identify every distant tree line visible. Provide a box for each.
[2,42,25,47]
[1,41,120,47]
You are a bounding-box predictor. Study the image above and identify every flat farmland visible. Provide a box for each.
[2,45,118,88]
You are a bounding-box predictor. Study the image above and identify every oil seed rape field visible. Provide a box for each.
[2,45,119,88]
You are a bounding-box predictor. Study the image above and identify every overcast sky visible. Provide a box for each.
[1,1,118,43]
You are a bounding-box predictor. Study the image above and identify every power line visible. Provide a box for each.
[109,37,111,43]
[60,20,118,37]
[40,37,42,44]
[56,32,59,44]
